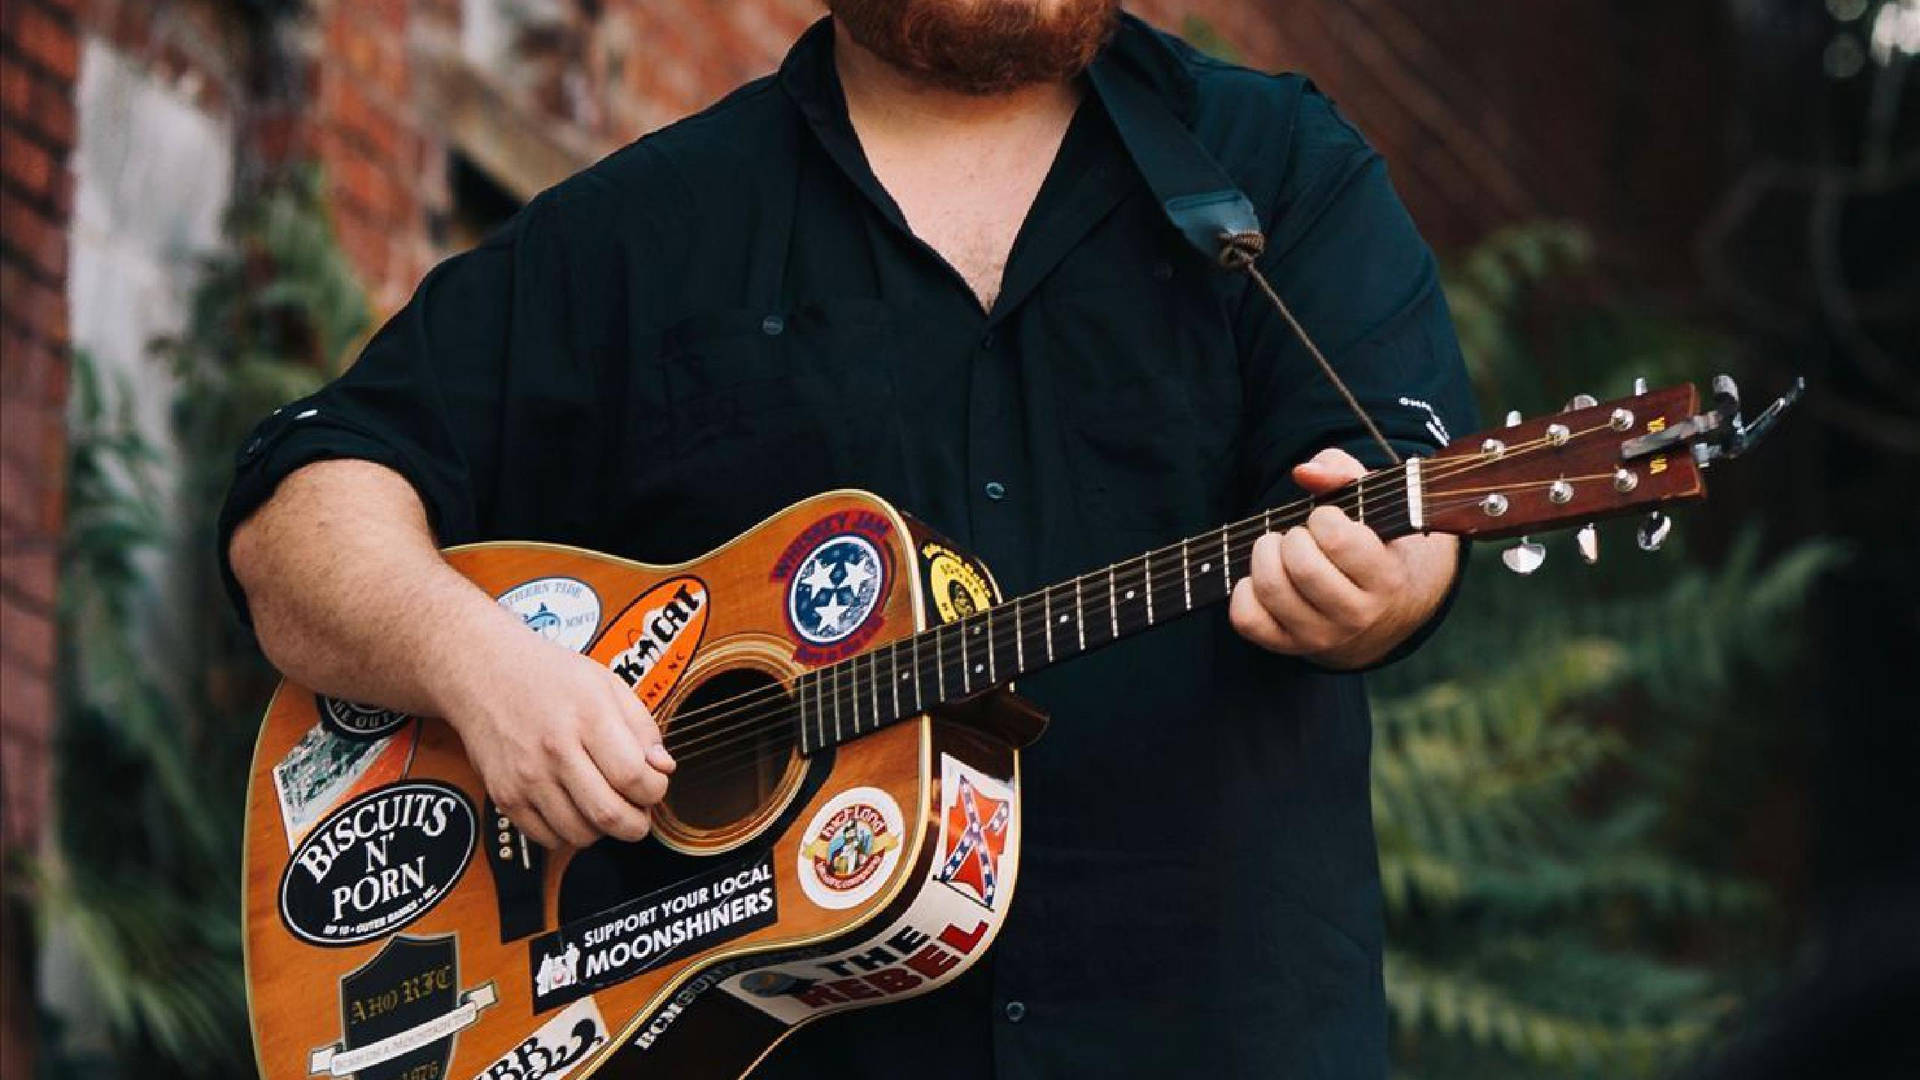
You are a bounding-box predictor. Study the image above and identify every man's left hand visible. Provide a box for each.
[1229,447,1459,670]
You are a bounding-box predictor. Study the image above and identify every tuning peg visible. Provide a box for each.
[1502,538,1547,575]
[1577,523,1599,564]
[1566,394,1599,411]
[1635,510,1672,552]
[1504,409,1522,428]
[1634,377,1649,395]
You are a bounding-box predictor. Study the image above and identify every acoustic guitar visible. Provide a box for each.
[242,379,1796,1080]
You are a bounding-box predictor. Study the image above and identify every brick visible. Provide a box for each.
[25,68,76,147]
[0,128,55,199]
[0,544,55,610]
[0,59,29,118]
[11,3,80,84]
[0,655,53,735]
[0,190,66,280]
[0,593,52,672]
[0,401,63,530]
[0,715,51,849]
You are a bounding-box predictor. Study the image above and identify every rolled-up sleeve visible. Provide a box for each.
[215,205,535,623]
[1235,87,1480,662]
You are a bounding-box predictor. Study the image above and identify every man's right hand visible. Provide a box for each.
[434,624,677,850]
[437,622,683,849]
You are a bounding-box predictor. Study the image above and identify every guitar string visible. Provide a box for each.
[673,474,1635,780]
[657,421,1622,765]
[650,419,1627,764]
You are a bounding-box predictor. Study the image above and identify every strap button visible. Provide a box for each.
[984,481,1007,501]
[1003,1000,1027,1023]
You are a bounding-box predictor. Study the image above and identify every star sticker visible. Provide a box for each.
[840,558,874,594]
[813,596,850,629]
[800,561,839,595]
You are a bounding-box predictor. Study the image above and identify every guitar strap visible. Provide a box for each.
[1087,59,1402,465]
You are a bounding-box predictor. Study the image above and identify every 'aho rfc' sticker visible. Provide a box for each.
[771,509,893,664]
[497,576,603,653]
[472,995,606,1080]
[796,786,904,911]
[272,721,420,850]
[315,694,410,741]
[308,934,494,1080]
[934,755,1015,911]
[279,780,478,947]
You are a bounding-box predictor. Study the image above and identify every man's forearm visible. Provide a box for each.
[228,458,522,717]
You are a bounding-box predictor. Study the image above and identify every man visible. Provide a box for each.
[222,1,1477,1075]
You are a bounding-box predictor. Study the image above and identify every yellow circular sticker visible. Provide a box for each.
[923,543,994,624]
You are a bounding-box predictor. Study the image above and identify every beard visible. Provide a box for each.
[825,0,1121,95]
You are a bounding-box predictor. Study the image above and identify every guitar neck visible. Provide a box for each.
[795,460,1427,754]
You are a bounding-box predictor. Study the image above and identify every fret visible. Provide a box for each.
[888,641,901,722]
[1043,587,1055,663]
[830,660,842,746]
[815,670,826,752]
[1356,474,1366,525]
[1144,552,1154,625]
[1013,596,1026,674]
[1107,565,1119,639]
[911,632,923,713]
[958,618,972,694]
[1074,577,1087,651]
[797,673,811,753]
[1219,526,1232,592]
[1182,539,1192,610]
[867,650,880,733]
[935,624,946,701]
[985,615,996,683]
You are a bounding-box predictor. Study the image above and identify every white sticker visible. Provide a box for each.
[470,995,607,1080]
[271,722,419,850]
[498,577,603,653]
[795,786,905,911]
[785,535,886,647]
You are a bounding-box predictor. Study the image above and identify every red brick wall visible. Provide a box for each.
[1,0,80,1066]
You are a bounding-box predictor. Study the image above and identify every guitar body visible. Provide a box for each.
[244,490,1045,1080]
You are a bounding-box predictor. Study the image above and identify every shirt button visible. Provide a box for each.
[761,314,785,336]
[1152,260,1174,281]
[984,481,1007,501]
[980,331,996,349]
[1003,1000,1027,1023]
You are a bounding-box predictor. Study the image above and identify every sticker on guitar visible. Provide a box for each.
[472,996,606,1080]
[771,510,893,664]
[934,757,1013,912]
[796,787,904,910]
[497,576,603,653]
[587,576,708,711]
[307,933,495,1080]
[272,720,420,851]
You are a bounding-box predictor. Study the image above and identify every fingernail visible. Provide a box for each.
[648,743,676,770]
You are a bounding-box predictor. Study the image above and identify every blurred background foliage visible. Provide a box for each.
[45,171,363,1079]
[44,193,1840,1078]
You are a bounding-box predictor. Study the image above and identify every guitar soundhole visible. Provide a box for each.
[661,667,798,835]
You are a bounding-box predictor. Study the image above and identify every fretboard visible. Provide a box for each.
[795,459,1425,754]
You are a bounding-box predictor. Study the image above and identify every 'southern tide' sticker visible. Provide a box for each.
[498,576,603,654]
[795,786,904,911]
[589,576,708,710]
[471,995,606,1080]
[279,780,477,947]
[527,852,777,1013]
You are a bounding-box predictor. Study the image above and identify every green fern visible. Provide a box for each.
[44,169,367,1079]
[1376,225,1840,1078]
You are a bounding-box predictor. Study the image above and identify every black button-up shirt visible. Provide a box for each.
[221,16,1476,1079]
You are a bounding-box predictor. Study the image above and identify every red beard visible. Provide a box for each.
[826,0,1121,95]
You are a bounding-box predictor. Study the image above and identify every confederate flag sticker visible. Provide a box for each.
[933,755,1015,912]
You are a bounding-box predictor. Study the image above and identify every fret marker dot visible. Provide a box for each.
[1201,562,1212,573]
[974,664,984,674]
[1058,615,1069,624]
[1126,590,1136,600]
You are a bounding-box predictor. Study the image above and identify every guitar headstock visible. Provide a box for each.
[1417,377,1802,553]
